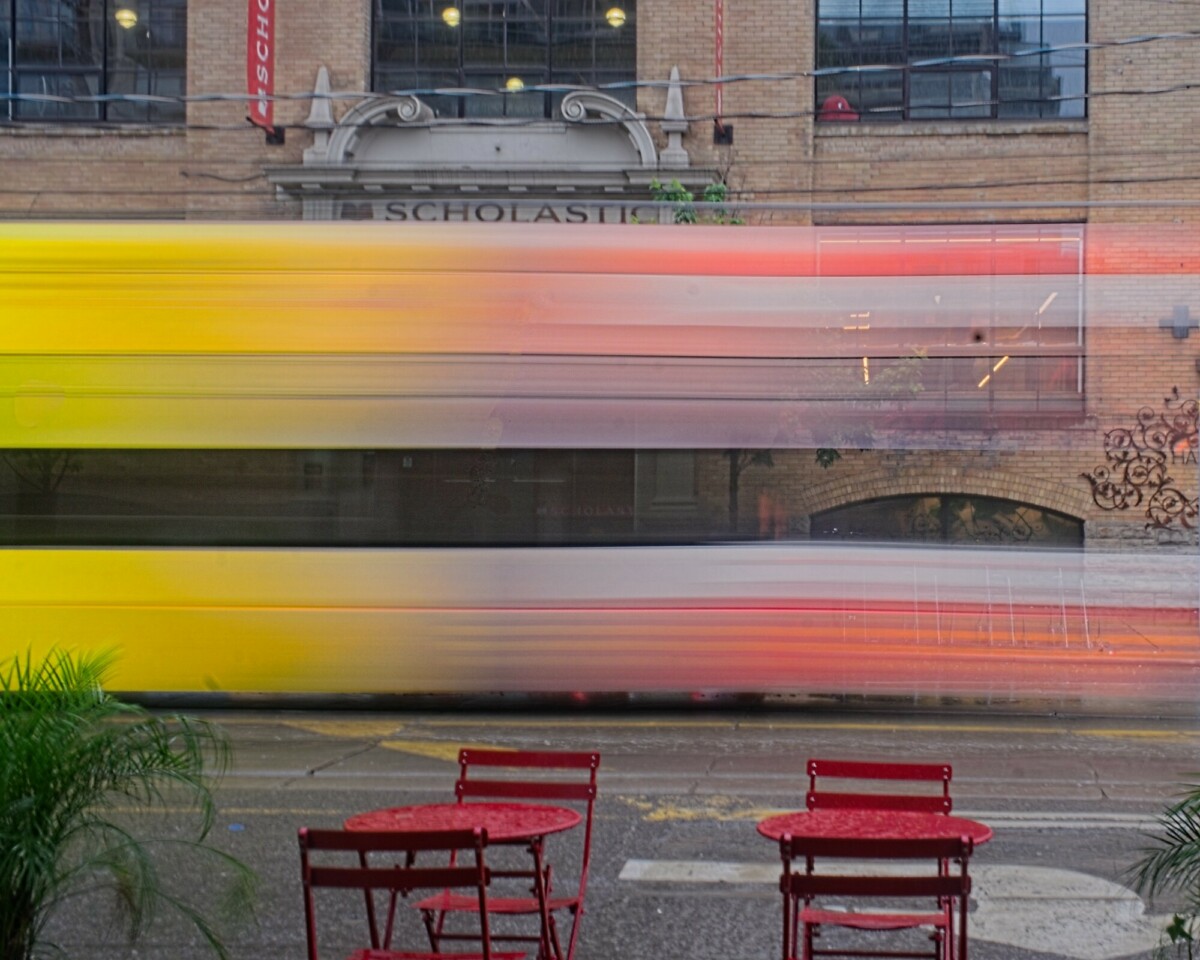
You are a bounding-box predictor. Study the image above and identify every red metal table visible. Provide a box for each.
[346,801,581,839]
[757,808,993,844]
[346,802,581,959]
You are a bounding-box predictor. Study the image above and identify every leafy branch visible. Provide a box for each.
[649,178,744,225]
[1130,781,1200,959]
[1,452,80,494]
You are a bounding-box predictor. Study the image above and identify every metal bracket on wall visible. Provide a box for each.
[1159,305,1196,339]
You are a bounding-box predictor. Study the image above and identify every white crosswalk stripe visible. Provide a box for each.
[618,859,1169,960]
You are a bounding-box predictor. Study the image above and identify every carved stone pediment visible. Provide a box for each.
[301,88,656,170]
[267,67,707,219]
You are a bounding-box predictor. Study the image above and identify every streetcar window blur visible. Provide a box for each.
[2,448,1085,548]
[0,448,667,546]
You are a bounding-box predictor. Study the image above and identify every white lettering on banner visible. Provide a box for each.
[338,200,661,224]
[247,0,275,129]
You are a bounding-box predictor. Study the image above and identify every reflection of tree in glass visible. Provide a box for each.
[908,497,942,541]
[940,498,1027,544]
[2,451,80,494]
[803,349,929,469]
[722,449,772,533]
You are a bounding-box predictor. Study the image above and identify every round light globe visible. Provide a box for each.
[505,76,525,92]
[114,6,138,28]
[441,6,460,27]
[605,6,626,27]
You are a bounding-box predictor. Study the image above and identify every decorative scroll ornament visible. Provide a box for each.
[1081,387,1198,530]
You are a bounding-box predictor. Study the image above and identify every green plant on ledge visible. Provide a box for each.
[0,648,255,960]
[1131,781,1200,959]
[649,178,744,225]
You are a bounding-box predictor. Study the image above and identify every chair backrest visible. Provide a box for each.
[806,758,953,813]
[299,826,498,960]
[456,748,600,898]
[779,833,973,901]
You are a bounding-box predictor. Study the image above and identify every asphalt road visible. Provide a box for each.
[42,706,1200,960]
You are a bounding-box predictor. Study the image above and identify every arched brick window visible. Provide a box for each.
[812,494,1083,546]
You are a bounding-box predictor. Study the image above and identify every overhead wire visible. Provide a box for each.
[1,27,1197,210]
[1,25,1197,117]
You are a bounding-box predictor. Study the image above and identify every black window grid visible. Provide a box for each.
[372,0,636,118]
[814,0,1086,121]
[3,0,186,123]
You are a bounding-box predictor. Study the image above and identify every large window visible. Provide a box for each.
[815,0,1086,121]
[2,0,186,122]
[816,224,1085,420]
[373,0,636,118]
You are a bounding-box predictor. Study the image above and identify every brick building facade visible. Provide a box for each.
[2,0,1197,554]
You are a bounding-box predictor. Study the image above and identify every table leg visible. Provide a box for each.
[528,837,555,960]
[358,850,381,949]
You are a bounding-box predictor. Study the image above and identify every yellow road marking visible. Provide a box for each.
[245,716,1200,743]
[278,719,407,738]
[418,717,1198,741]
[378,740,514,761]
[619,795,780,823]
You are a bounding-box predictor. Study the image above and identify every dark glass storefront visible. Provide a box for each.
[2,449,1083,548]
[812,494,1082,547]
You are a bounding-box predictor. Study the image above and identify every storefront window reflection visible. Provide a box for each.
[812,494,1082,546]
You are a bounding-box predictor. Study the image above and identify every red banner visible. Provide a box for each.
[247,0,275,134]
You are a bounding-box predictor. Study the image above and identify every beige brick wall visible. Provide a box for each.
[184,0,370,218]
[809,124,1089,226]
[1087,0,1200,223]
[0,128,186,218]
[2,0,1196,224]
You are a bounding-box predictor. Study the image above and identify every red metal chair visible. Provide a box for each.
[298,825,525,960]
[418,749,600,960]
[806,759,953,813]
[779,833,974,960]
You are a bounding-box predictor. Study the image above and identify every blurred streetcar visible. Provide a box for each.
[0,221,1196,701]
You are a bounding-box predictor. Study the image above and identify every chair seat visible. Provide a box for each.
[800,907,949,931]
[347,951,526,960]
[416,891,581,915]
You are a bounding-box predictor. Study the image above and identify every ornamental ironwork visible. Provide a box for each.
[1081,387,1198,530]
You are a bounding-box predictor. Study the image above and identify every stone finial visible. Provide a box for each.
[660,66,690,169]
[305,66,335,129]
[303,66,335,163]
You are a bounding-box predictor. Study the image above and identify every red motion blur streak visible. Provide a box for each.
[457,605,1200,700]
[372,223,1195,278]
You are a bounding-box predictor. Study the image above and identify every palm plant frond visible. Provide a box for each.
[0,647,255,960]
[1130,780,1200,957]
[1133,783,1200,900]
